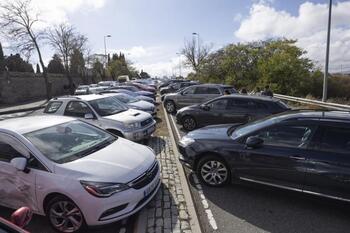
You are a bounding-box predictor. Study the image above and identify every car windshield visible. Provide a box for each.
[24,121,116,164]
[114,94,138,104]
[230,114,288,140]
[89,96,128,116]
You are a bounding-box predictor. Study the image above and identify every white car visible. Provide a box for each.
[44,94,156,142]
[0,116,160,233]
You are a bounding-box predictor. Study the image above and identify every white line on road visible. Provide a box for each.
[169,114,218,231]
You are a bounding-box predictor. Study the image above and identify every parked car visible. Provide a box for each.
[98,81,117,87]
[177,110,350,202]
[110,86,155,99]
[100,89,155,104]
[0,116,160,233]
[163,84,237,113]
[159,79,186,89]
[44,94,156,142]
[74,85,90,95]
[176,95,290,131]
[107,93,156,116]
[0,207,32,233]
[160,81,198,96]
[128,82,156,94]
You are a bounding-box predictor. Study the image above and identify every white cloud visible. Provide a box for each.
[235,1,350,72]
[234,13,243,22]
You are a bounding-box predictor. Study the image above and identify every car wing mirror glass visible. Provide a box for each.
[84,113,94,119]
[10,157,28,171]
[11,207,33,228]
[245,136,263,149]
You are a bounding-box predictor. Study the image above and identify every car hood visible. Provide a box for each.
[103,109,151,124]
[187,124,241,140]
[137,91,153,96]
[54,138,155,183]
[128,101,154,110]
[137,96,155,104]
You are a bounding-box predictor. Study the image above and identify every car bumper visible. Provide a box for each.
[177,143,196,169]
[123,121,156,141]
[81,169,161,226]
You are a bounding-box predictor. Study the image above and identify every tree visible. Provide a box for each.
[140,70,151,79]
[181,36,212,72]
[4,54,34,72]
[107,53,136,80]
[92,60,104,82]
[0,0,51,99]
[47,23,88,94]
[70,48,85,75]
[0,42,4,72]
[36,63,40,73]
[47,54,65,74]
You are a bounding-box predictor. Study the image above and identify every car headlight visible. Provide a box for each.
[125,122,140,129]
[179,137,195,147]
[80,181,129,198]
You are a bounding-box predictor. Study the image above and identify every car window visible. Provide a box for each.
[319,127,350,154]
[227,99,257,110]
[64,101,93,118]
[208,99,228,110]
[183,86,196,95]
[254,125,314,148]
[194,87,208,94]
[0,141,23,163]
[207,87,220,94]
[89,97,128,116]
[44,101,62,113]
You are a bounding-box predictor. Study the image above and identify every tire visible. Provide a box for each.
[182,116,197,131]
[165,100,176,113]
[196,155,230,187]
[46,195,86,233]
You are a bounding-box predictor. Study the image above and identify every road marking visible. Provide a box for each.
[169,114,218,231]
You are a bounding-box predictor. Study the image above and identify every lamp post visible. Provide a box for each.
[322,0,332,102]
[104,35,112,66]
[176,52,182,78]
[192,32,200,71]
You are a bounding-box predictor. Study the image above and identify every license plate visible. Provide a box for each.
[144,125,155,136]
[144,177,159,197]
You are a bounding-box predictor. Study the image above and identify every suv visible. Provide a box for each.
[44,94,156,142]
[163,84,237,113]
[178,110,350,202]
[176,95,290,131]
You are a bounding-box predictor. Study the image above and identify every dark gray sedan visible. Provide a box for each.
[176,94,290,131]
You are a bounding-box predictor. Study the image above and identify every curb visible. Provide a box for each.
[0,103,47,116]
[163,105,202,233]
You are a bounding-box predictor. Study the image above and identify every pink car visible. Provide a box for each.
[0,207,32,233]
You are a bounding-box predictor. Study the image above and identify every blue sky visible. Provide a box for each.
[2,0,350,76]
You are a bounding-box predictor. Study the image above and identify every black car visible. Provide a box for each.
[159,79,187,89]
[176,95,290,131]
[178,110,350,202]
[160,81,198,96]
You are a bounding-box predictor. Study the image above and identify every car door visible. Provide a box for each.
[235,122,316,190]
[177,86,197,108]
[0,134,38,211]
[303,123,350,200]
[201,87,221,103]
[226,98,254,123]
[201,98,229,126]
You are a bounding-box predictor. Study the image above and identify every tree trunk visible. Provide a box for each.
[34,41,51,99]
[64,64,74,95]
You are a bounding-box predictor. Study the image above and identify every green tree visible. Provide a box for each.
[107,53,136,80]
[140,70,151,79]
[47,54,65,74]
[70,49,85,76]
[0,42,4,72]
[92,60,104,82]
[4,54,34,72]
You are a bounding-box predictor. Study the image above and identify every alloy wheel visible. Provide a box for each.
[200,160,228,186]
[49,200,83,233]
[166,101,175,113]
[183,116,196,131]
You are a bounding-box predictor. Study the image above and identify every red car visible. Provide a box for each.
[0,207,32,233]
[129,82,156,93]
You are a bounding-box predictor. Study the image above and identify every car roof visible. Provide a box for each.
[0,116,75,134]
[190,84,232,88]
[218,94,280,102]
[53,94,112,102]
[279,110,350,122]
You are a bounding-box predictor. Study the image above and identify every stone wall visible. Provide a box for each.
[0,72,83,104]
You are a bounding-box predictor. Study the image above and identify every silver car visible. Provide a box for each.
[163,84,237,113]
[44,94,156,142]
[108,93,156,116]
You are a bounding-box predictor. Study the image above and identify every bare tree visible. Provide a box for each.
[181,37,212,73]
[47,23,88,94]
[0,0,51,99]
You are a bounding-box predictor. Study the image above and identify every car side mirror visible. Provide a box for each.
[245,136,264,149]
[10,157,28,171]
[11,207,33,228]
[84,113,95,119]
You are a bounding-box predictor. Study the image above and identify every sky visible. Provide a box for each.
[1,0,350,77]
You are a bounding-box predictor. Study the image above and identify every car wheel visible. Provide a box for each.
[182,116,197,131]
[197,156,230,187]
[46,196,86,233]
[165,101,176,113]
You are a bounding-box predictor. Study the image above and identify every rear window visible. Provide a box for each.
[207,87,220,94]
[44,101,62,113]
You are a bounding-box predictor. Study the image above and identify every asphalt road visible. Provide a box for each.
[167,113,350,233]
[0,109,135,233]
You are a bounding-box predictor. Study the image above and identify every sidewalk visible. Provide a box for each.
[0,99,48,115]
[145,136,194,233]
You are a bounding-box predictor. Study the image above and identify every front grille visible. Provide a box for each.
[129,162,159,189]
[141,117,153,127]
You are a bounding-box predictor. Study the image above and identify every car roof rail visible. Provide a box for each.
[53,95,81,100]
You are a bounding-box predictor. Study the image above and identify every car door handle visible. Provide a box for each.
[289,155,305,160]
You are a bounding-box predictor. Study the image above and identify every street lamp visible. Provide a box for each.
[104,35,112,65]
[192,32,200,70]
[176,52,182,78]
[322,0,332,102]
